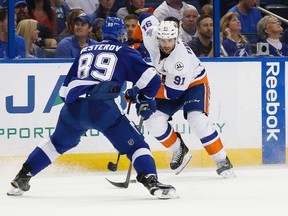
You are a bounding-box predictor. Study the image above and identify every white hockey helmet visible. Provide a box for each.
[156,21,179,39]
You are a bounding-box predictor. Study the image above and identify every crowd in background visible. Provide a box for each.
[0,0,288,59]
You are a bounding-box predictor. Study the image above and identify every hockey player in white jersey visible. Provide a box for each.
[126,13,236,178]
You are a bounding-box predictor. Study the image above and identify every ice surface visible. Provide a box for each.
[1,164,287,216]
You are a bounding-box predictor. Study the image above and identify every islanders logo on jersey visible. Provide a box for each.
[175,62,184,71]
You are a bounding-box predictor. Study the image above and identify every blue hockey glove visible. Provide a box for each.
[136,95,157,120]
[124,86,140,103]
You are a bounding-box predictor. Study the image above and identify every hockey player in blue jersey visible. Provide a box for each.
[7,17,177,199]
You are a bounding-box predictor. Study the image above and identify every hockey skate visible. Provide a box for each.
[7,164,32,196]
[137,173,178,199]
[170,132,192,175]
[216,156,236,179]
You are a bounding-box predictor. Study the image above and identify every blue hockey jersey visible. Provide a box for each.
[59,40,160,103]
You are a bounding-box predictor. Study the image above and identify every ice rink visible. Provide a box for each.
[1,164,287,216]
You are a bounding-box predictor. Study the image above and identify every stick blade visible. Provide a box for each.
[105,178,129,188]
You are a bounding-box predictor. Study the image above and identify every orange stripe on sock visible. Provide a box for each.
[161,131,178,148]
[204,138,223,155]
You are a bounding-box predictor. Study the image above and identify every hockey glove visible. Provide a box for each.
[124,86,140,103]
[136,95,157,120]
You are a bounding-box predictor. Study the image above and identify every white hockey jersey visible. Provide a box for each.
[139,14,207,100]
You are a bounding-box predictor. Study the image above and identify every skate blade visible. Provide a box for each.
[175,153,192,175]
[7,186,24,196]
[220,169,236,179]
[153,188,179,199]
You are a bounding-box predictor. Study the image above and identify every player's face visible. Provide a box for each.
[158,38,176,54]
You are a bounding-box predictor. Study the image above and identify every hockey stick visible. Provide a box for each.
[107,101,132,172]
[106,117,144,188]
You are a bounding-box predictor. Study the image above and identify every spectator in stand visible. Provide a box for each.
[3,0,28,24]
[153,0,193,21]
[117,0,154,20]
[127,23,150,61]
[59,8,84,39]
[50,0,70,35]
[16,19,42,58]
[65,0,99,15]
[0,7,26,58]
[220,12,252,57]
[178,6,199,44]
[36,22,57,47]
[124,14,138,43]
[26,0,57,35]
[11,0,29,24]
[91,18,104,42]
[228,0,262,35]
[56,13,97,58]
[4,0,57,48]
[257,15,288,56]
[201,3,213,17]
[188,14,213,57]
[90,0,117,20]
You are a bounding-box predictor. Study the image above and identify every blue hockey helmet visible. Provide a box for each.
[102,17,127,42]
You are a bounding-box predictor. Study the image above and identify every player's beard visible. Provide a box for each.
[159,42,176,54]
[159,46,174,54]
